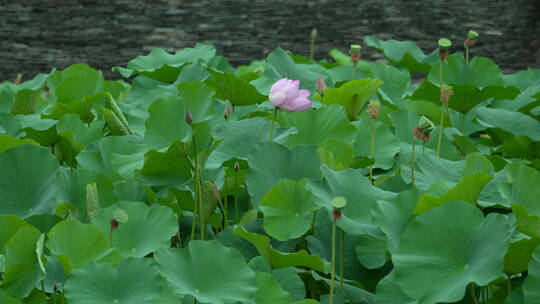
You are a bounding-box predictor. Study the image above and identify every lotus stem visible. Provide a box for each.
[436,113,444,157]
[224,177,229,227]
[465,46,470,64]
[339,229,344,288]
[352,62,357,80]
[330,216,337,304]
[411,137,416,187]
[369,118,376,183]
[234,170,240,222]
[471,284,478,304]
[309,29,317,61]
[269,108,278,141]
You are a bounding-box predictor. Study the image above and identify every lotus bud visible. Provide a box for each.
[315,76,327,95]
[366,100,381,119]
[269,78,312,112]
[311,28,318,39]
[331,196,347,220]
[185,110,193,124]
[439,85,454,104]
[349,44,362,63]
[224,104,232,120]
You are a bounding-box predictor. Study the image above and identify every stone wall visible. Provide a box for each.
[0,0,538,81]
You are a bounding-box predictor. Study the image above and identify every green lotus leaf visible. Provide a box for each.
[321,79,382,121]
[316,138,354,171]
[255,272,293,304]
[46,219,112,273]
[353,117,400,170]
[428,55,503,88]
[523,247,540,302]
[246,141,321,208]
[271,268,306,301]
[233,226,329,273]
[410,80,519,114]
[177,81,216,124]
[77,136,146,181]
[206,117,272,169]
[138,141,193,187]
[49,64,104,104]
[1,227,43,297]
[500,163,540,216]
[11,89,41,115]
[112,44,216,79]
[260,179,317,241]
[0,145,59,218]
[277,104,357,147]
[393,201,513,304]
[401,152,464,191]
[144,95,192,149]
[503,69,540,90]
[0,216,35,255]
[42,92,105,123]
[366,62,411,106]
[308,166,396,234]
[56,114,104,146]
[504,237,540,275]
[355,230,388,269]
[0,135,37,154]
[306,210,380,290]
[65,258,162,304]
[364,35,439,73]
[372,189,420,253]
[375,270,418,304]
[155,240,257,304]
[92,201,178,258]
[474,107,540,141]
[208,69,267,106]
[414,172,493,214]
[0,289,23,304]
[254,47,322,94]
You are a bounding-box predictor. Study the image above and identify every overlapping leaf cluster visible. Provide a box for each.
[0,37,539,304]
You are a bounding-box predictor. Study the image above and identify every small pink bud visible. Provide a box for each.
[224,104,232,119]
[315,76,327,95]
[185,111,193,124]
[110,219,119,230]
[332,209,342,220]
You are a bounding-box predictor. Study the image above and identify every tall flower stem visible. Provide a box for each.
[339,229,345,288]
[269,108,278,141]
[369,118,376,183]
[192,135,205,240]
[436,112,444,157]
[411,137,416,187]
[234,169,240,222]
[224,177,229,227]
[329,216,337,304]
[309,29,317,61]
[465,46,470,64]
[470,284,479,304]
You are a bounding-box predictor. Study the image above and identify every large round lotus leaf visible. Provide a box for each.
[393,201,512,304]
[428,54,502,88]
[353,117,400,170]
[0,145,59,218]
[307,166,395,234]
[375,271,418,304]
[154,240,257,304]
[1,227,43,298]
[260,179,318,241]
[65,258,162,304]
[500,163,540,216]
[0,289,23,304]
[206,117,272,170]
[255,272,292,304]
[177,81,216,124]
[277,105,357,147]
[143,95,191,149]
[524,247,540,302]
[0,215,33,255]
[46,219,111,273]
[92,201,178,257]
[246,142,321,208]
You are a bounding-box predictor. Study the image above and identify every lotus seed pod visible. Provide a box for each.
[331,196,347,209]
[468,30,479,40]
[113,208,129,224]
[350,44,362,54]
[440,85,454,104]
[438,38,452,51]
[311,28,318,38]
[366,100,381,119]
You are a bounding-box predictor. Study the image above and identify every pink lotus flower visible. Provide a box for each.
[269,78,312,112]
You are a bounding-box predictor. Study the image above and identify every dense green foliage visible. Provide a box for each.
[0,36,539,303]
